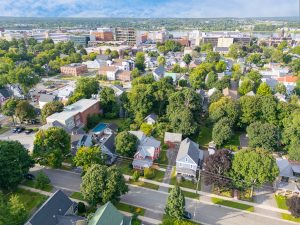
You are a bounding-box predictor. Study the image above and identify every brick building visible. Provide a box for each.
[60,63,88,76]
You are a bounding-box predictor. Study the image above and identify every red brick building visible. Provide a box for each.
[60,63,88,76]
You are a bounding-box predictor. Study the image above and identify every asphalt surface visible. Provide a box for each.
[32,167,293,225]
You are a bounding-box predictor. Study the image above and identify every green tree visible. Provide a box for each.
[1,98,19,124]
[183,54,192,65]
[157,55,166,66]
[206,71,218,89]
[178,79,187,87]
[212,118,233,146]
[15,101,36,123]
[135,52,145,71]
[215,61,227,73]
[74,146,104,172]
[257,82,272,95]
[99,87,119,117]
[131,68,141,79]
[229,148,279,193]
[246,70,262,88]
[246,122,277,151]
[228,43,245,59]
[140,123,153,136]
[274,83,287,94]
[246,53,262,66]
[290,59,300,76]
[115,131,137,157]
[201,43,213,52]
[80,164,128,205]
[33,127,71,168]
[35,171,50,190]
[206,51,220,63]
[7,194,27,225]
[41,101,64,122]
[165,186,185,219]
[238,78,255,95]
[0,140,33,190]
[111,50,119,59]
[282,110,300,161]
[74,77,99,99]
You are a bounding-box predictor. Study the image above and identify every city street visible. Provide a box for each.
[31,167,294,225]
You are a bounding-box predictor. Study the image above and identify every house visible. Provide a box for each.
[40,120,71,133]
[88,201,131,225]
[116,70,132,82]
[274,93,287,102]
[129,131,161,169]
[176,138,204,178]
[8,84,25,99]
[144,113,158,125]
[222,87,239,100]
[276,76,298,95]
[207,88,218,98]
[46,99,100,130]
[111,85,125,97]
[60,63,88,76]
[51,85,75,104]
[25,190,85,225]
[99,65,119,80]
[39,94,57,109]
[83,59,105,69]
[71,134,93,152]
[164,132,182,148]
[0,88,10,105]
[275,158,300,194]
[153,66,165,81]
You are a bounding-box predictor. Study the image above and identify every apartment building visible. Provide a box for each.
[115,28,136,45]
[90,28,114,41]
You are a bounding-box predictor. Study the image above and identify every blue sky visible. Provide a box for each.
[0,0,298,17]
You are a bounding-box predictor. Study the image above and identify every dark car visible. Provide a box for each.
[16,127,25,133]
[25,129,33,134]
[24,173,35,180]
[183,211,192,220]
[12,127,20,133]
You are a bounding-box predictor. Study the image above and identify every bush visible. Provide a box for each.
[86,114,101,129]
[162,143,168,151]
[287,195,300,218]
[132,171,140,182]
[35,171,50,189]
[144,168,156,179]
[77,202,86,214]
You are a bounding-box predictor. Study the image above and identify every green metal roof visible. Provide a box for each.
[88,202,127,225]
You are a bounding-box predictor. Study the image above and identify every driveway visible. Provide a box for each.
[0,129,35,152]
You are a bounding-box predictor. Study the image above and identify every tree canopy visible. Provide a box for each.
[115,131,137,157]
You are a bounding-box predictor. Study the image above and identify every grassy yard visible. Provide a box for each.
[100,118,126,127]
[0,126,10,134]
[155,149,168,167]
[282,213,300,223]
[274,195,300,223]
[161,215,200,225]
[212,186,233,198]
[10,188,48,217]
[22,180,53,192]
[115,202,145,216]
[223,131,242,151]
[128,179,159,190]
[118,161,135,176]
[197,125,213,149]
[70,192,85,201]
[170,167,199,190]
[211,197,254,212]
[149,169,165,182]
[168,188,200,199]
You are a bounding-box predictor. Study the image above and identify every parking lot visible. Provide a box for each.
[0,128,35,153]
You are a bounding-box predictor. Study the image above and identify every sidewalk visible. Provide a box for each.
[123,174,290,215]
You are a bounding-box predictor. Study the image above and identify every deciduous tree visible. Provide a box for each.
[74,146,104,172]
[115,131,137,157]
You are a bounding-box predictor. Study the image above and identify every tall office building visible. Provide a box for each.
[115,27,136,45]
[90,28,114,42]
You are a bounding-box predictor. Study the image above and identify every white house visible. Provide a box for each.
[144,113,158,125]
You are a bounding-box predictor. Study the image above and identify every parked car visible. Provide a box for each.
[24,173,35,180]
[16,127,25,133]
[183,211,192,220]
[12,127,20,133]
[25,129,33,134]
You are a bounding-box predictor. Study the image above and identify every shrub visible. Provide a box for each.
[144,168,156,179]
[132,171,140,182]
[86,114,101,129]
[287,195,300,218]
[162,143,168,151]
[77,202,86,214]
[35,171,50,189]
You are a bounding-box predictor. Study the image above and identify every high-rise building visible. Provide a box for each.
[115,27,136,45]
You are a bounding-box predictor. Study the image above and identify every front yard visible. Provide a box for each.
[211,197,254,212]
[168,188,200,199]
[70,192,85,201]
[275,195,300,223]
[128,179,159,190]
[22,180,53,192]
[115,202,145,216]
[155,149,168,168]
[169,167,199,190]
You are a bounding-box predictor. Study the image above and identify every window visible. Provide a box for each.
[190,164,193,169]
[185,157,188,162]
[179,163,182,167]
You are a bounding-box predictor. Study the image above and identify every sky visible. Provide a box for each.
[0,0,299,18]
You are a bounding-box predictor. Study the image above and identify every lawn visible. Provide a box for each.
[118,160,135,176]
[10,188,48,216]
[149,169,165,182]
[197,125,212,148]
[274,195,289,210]
[160,215,199,225]
[281,213,300,223]
[128,179,159,190]
[70,192,85,201]
[100,118,126,128]
[168,188,200,199]
[223,131,242,151]
[0,126,10,134]
[211,197,254,212]
[115,202,145,216]
[212,186,233,198]
[170,167,199,190]
[22,180,53,192]
[155,149,168,167]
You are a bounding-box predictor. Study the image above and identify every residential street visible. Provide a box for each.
[31,167,294,225]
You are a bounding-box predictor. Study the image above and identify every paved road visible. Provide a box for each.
[0,129,35,152]
[35,168,293,225]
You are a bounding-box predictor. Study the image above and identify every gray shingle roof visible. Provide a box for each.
[176,138,201,164]
[102,133,115,154]
[25,190,76,225]
[154,66,165,77]
[145,113,158,121]
[39,94,56,102]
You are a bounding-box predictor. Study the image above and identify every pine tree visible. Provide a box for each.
[165,186,185,219]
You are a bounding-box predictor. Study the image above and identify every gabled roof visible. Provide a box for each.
[144,113,158,121]
[88,202,129,225]
[0,88,10,98]
[101,133,115,154]
[276,158,293,178]
[164,132,182,143]
[153,65,165,77]
[25,190,75,225]
[176,138,202,164]
[39,94,56,102]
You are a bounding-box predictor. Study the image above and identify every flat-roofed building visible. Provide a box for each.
[60,63,88,76]
[115,27,136,45]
